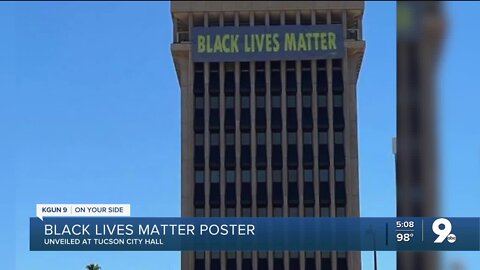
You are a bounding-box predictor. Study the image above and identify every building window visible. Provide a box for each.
[225,96,235,109]
[241,96,250,109]
[258,207,267,217]
[242,170,251,183]
[273,207,283,217]
[195,133,204,146]
[270,13,281,26]
[195,208,205,217]
[318,131,328,144]
[257,170,266,183]
[226,133,235,146]
[285,13,297,25]
[305,252,315,270]
[211,170,220,183]
[303,132,312,144]
[272,132,281,145]
[195,251,205,259]
[224,16,235,27]
[256,95,265,108]
[335,169,345,182]
[226,252,236,266]
[287,95,296,108]
[305,207,314,217]
[226,208,236,217]
[210,133,219,146]
[272,95,281,108]
[211,252,221,270]
[288,169,297,182]
[226,170,235,183]
[257,132,266,145]
[273,252,284,264]
[320,252,331,262]
[320,169,329,182]
[225,62,234,71]
[272,170,282,182]
[195,96,204,109]
[321,251,331,259]
[289,207,298,217]
[336,207,346,217]
[318,95,327,107]
[253,13,265,26]
[242,133,250,145]
[210,96,219,109]
[195,170,204,183]
[335,131,344,144]
[239,14,250,26]
[334,94,343,107]
[304,169,313,182]
[303,95,311,108]
[288,132,296,144]
[211,208,220,217]
[300,12,311,25]
[305,252,315,259]
[242,207,251,217]
[208,15,220,27]
[321,207,330,217]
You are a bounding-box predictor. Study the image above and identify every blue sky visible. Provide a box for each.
[1,1,478,270]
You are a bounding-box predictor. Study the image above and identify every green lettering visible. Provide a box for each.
[328,32,337,50]
[273,33,280,52]
[285,33,296,51]
[298,33,307,51]
[255,34,265,52]
[244,34,251,52]
[265,34,272,52]
[222,35,230,53]
[197,35,205,53]
[214,35,222,52]
[312,33,320,50]
[206,35,213,53]
[231,35,239,52]
[320,32,327,50]
[305,33,313,51]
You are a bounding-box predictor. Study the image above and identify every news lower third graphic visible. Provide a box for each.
[30,204,480,251]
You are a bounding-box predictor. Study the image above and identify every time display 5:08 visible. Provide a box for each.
[396,221,415,242]
[396,221,415,228]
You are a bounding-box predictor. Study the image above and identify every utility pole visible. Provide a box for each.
[396,1,445,269]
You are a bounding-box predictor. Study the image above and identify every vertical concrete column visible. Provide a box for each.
[218,13,226,270]
[279,10,289,270]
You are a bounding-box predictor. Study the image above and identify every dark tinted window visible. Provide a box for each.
[210,96,219,109]
[195,170,204,183]
[195,96,204,109]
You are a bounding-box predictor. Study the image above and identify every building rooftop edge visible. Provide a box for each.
[171,1,364,13]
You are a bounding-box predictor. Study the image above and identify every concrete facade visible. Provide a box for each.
[171,2,365,270]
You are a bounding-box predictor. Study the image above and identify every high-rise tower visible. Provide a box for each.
[171,2,365,269]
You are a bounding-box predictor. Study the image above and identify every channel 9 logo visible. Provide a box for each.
[432,218,456,244]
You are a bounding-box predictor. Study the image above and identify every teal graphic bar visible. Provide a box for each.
[30,217,479,251]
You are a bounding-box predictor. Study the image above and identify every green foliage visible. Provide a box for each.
[86,264,101,270]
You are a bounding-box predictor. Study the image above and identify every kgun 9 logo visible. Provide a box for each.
[432,218,456,244]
